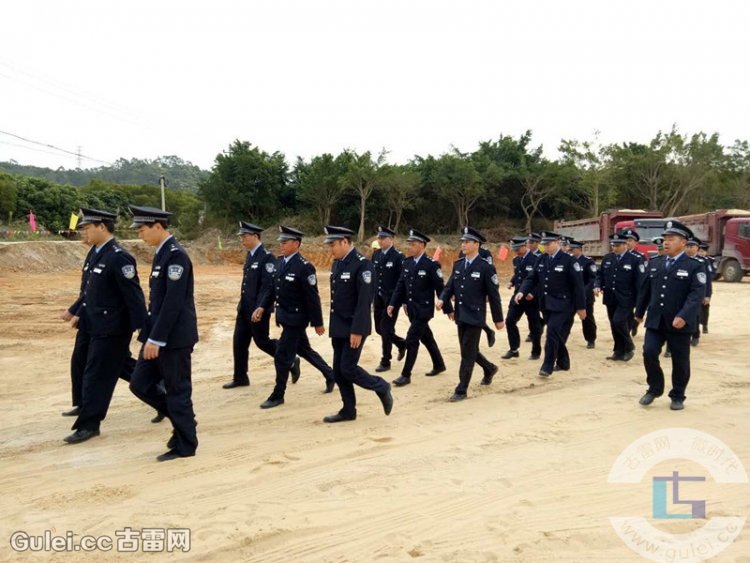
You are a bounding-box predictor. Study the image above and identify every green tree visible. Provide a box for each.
[340,150,386,242]
[428,152,484,228]
[379,164,420,232]
[0,173,18,218]
[295,153,348,225]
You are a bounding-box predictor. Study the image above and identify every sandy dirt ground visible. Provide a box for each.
[1,244,749,562]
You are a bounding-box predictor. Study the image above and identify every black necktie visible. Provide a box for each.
[665,258,674,271]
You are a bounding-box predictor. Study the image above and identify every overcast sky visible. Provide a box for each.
[1,0,748,171]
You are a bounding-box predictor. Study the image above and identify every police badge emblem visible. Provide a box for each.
[362,271,372,284]
[168,265,184,280]
[121,265,136,279]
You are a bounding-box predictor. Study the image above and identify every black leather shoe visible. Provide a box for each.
[260,398,284,409]
[397,346,406,361]
[156,449,195,462]
[425,367,446,376]
[486,330,496,348]
[690,338,699,347]
[586,341,595,349]
[61,406,80,417]
[670,399,685,411]
[538,369,551,377]
[553,365,570,372]
[501,350,519,360]
[151,412,166,423]
[606,354,622,361]
[378,386,394,415]
[449,393,467,402]
[392,375,411,387]
[525,334,532,342]
[63,428,100,444]
[222,381,249,389]
[481,365,498,385]
[664,350,672,358]
[639,392,657,406]
[621,351,635,362]
[702,326,708,334]
[323,413,356,423]
[375,363,391,373]
[291,357,301,384]
[529,353,541,360]
[324,379,336,393]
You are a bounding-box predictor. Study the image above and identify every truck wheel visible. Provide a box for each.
[722,260,743,283]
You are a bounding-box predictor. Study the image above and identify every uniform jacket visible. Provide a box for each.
[519,250,586,313]
[68,245,98,316]
[595,251,644,309]
[390,253,449,320]
[372,246,404,303]
[440,256,503,326]
[329,248,373,338]
[237,244,276,315]
[264,252,324,329]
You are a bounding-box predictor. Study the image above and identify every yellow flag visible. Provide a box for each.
[217,236,223,250]
[69,212,79,230]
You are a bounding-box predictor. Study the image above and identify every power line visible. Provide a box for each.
[0,130,112,166]
[0,139,79,159]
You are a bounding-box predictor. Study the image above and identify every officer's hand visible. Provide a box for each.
[61,310,73,322]
[315,325,325,336]
[507,284,513,290]
[672,316,686,329]
[495,321,505,330]
[525,294,534,301]
[251,307,264,322]
[143,342,161,360]
[514,292,524,304]
[447,312,455,321]
[386,305,395,317]
[70,316,80,329]
[436,299,443,311]
[350,333,362,349]
[576,309,587,321]
[703,297,710,305]
[635,317,643,324]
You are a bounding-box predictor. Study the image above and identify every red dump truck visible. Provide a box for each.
[554,209,664,258]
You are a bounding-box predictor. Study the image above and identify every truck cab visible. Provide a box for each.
[720,217,750,282]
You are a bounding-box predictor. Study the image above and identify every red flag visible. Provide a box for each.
[432,245,442,261]
[29,211,37,232]
[497,245,509,261]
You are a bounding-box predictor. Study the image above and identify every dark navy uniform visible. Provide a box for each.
[129,232,199,457]
[519,239,586,375]
[574,251,598,346]
[72,238,146,434]
[636,249,706,404]
[67,244,97,409]
[264,249,334,403]
[691,252,712,343]
[699,253,715,333]
[390,248,448,379]
[595,244,644,359]
[504,246,542,357]
[441,234,503,398]
[372,238,406,368]
[230,240,277,385]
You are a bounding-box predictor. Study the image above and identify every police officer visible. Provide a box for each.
[388,228,448,386]
[128,206,199,461]
[685,237,712,346]
[517,231,586,377]
[698,242,714,334]
[621,228,645,337]
[594,233,644,361]
[653,236,667,257]
[222,221,300,389]
[322,226,393,423]
[64,208,146,444]
[569,239,597,349]
[438,227,503,401]
[526,232,546,338]
[371,226,406,372]
[257,226,335,409]
[635,220,707,410]
[502,237,542,360]
[458,244,497,347]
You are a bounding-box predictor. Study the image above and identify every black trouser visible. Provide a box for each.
[700,303,710,329]
[70,329,89,407]
[541,310,573,372]
[643,321,692,401]
[232,312,277,384]
[455,323,496,395]
[332,336,390,419]
[130,345,198,455]
[401,315,445,377]
[606,302,634,357]
[582,294,597,343]
[72,333,134,432]
[271,324,333,400]
[373,295,405,365]
[505,298,541,354]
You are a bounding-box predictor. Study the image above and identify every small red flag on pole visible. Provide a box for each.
[432,245,442,261]
[497,245,509,261]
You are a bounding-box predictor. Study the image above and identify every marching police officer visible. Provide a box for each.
[516,232,586,377]
[371,226,406,372]
[64,208,146,444]
[621,227,645,337]
[458,244,497,347]
[438,227,503,401]
[698,241,714,334]
[128,206,199,461]
[635,220,707,410]
[569,240,597,349]
[222,221,300,389]
[526,232,546,338]
[685,238,712,346]
[388,228,448,386]
[257,226,335,409]
[594,233,644,361]
[322,226,393,423]
[502,237,542,360]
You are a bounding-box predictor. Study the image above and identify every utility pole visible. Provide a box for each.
[76,146,82,169]
[159,175,167,211]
